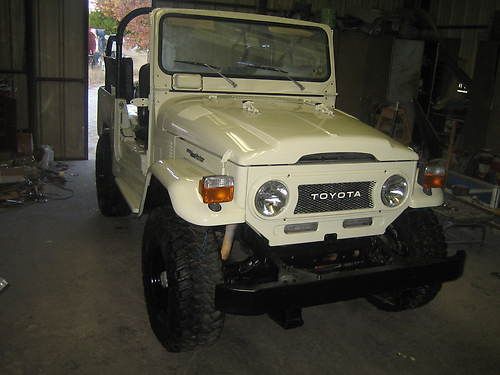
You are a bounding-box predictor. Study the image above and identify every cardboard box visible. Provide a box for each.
[0,166,25,184]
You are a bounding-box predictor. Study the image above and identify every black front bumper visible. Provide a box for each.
[215,251,466,315]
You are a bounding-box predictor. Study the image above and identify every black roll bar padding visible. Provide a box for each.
[115,7,152,99]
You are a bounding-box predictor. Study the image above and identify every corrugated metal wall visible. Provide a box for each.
[33,0,88,159]
[306,0,404,13]
[317,0,500,76]
[0,0,87,160]
[430,0,500,76]
[0,0,29,131]
[158,0,405,13]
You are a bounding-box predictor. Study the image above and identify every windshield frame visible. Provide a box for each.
[158,13,332,83]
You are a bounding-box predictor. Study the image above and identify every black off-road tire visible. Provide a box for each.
[367,208,447,312]
[95,134,130,217]
[142,205,225,352]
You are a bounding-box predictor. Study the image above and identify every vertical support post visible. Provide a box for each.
[24,0,36,141]
[257,0,268,13]
[84,0,89,159]
[444,120,457,187]
[427,42,440,118]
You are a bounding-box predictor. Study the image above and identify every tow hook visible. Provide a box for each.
[221,224,238,260]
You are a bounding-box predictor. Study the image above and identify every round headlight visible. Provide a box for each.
[255,180,289,217]
[381,175,408,207]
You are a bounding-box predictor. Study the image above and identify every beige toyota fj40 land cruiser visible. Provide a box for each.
[96,7,465,352]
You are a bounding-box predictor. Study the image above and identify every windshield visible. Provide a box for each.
[160,15,330,82]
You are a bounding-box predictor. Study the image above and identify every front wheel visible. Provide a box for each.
[142,206,224,352]
[367,208,447,311]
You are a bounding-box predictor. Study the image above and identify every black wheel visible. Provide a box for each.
[142,206,224,352]
[367,208,447,312]
[95,134,130,217]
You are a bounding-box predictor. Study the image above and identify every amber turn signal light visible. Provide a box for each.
[199,175,234,204]
[423,164,446,189]
[423,174,445,189]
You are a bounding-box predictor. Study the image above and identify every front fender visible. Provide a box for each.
[409,173,444,208]
[142,159,245,226]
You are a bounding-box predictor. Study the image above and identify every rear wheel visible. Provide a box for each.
[367,208,447,311]
[95,134,130,217]
[142,206,224,352]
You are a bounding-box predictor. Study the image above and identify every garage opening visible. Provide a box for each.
[87,0,150,159]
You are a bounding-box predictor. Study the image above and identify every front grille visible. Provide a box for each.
[294,181,375,214]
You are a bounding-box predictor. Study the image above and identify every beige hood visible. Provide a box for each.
[157,95,418,165]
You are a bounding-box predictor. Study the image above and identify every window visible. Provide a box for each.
[160,15,330,82]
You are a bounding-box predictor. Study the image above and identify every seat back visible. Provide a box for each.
[137,63,150,135]
[139,63,150,98]
[104,56,134,102]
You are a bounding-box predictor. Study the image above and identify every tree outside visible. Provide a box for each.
[93,0,151,50]
[89,10,117,35]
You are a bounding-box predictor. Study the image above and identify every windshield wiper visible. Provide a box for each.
[175,60,237,88]
[236,61,305,91]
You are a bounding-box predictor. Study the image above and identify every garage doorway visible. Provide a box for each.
[87,0,150,159]
[87,1,106,160]
[87,26,104,160]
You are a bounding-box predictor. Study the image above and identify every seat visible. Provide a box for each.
[104,56,134,102]
[139,63,150,98]
[136,63,150,142]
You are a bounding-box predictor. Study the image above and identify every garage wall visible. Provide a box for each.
[0,0,87,159]
[0,0,29,131]
[430,0,500,77]
[33,0,88,160]
[155,0,405,13]
[307,0,404,13]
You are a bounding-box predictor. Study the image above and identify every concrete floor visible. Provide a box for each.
[1,161,499,375]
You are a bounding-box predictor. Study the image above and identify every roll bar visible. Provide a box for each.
[115,7,152,61]
[105,7,152,99]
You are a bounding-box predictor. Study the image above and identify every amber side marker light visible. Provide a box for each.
[422,163,446,191]
[199,175,234,204]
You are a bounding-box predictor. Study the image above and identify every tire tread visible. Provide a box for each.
[367,208,447,312]
[142,206,224,352]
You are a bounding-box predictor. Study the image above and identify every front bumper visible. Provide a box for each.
[215,251,466,315]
